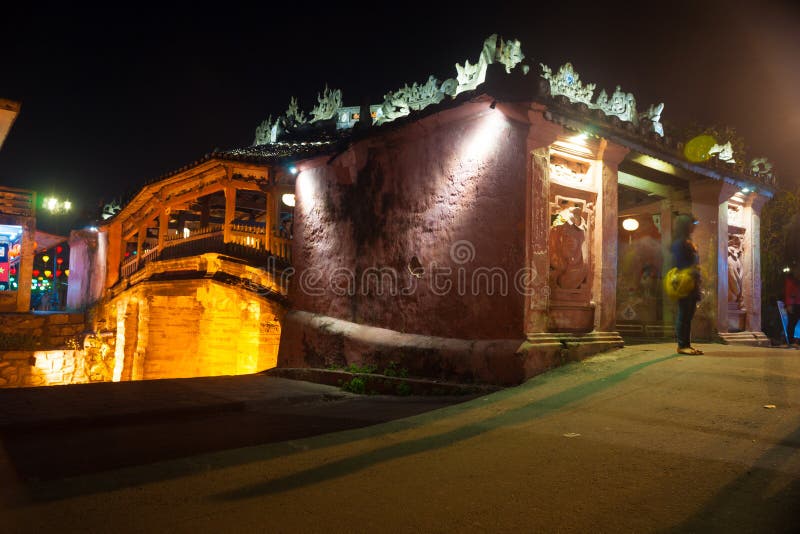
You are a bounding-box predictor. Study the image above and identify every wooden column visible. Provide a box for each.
[136,224,146,257]
[265,190,275,252]
[158,208,169,250]
[223,184,236,243]
[16,217,36,311]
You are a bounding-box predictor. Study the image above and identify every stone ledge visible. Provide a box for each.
[719,331,771,347]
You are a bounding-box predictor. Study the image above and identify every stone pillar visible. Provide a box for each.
[223,184,236,243]
[594,141,629,332]
[525,107,562,333]
[743,193,769,332]
[17,217,35,311]
[689,179,739,338]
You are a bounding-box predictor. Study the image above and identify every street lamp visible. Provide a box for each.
[41,196,71,310]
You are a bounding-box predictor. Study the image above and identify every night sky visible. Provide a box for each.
[1,1,799,232]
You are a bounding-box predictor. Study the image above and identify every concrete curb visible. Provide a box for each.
[264,368,502,396]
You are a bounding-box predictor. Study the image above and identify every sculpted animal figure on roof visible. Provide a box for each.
[310,86,343,123]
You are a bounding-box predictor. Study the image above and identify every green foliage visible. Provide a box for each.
[761,187,800,339]
[0,332,40,350]
[395,383,412,396]
[340,376,367,394]
[382,361,409,378]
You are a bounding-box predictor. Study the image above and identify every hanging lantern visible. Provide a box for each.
[42,255,50,263]
[32,269,40,277]
[37,276,43,281]
[56,245,63,254]
[56,269,63,277]
[65,269,70,277]
[10,267,16,275]
[44,270,52,278]
[56,257,64,265]
[9,244,20,258]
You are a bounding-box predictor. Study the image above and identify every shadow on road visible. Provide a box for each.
[211,354,678,501]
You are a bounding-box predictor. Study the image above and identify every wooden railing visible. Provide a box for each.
[0,186,35,217]
[119,246,162,278]
[119,224,292,279]
[270,236,292,263]
[230,223,267,250]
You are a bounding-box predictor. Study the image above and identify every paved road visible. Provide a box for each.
[3,343,800,533]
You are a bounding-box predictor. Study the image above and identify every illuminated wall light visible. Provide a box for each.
[784,267,791,273]
[622,218,639,232]
[183,227,191,238]
[281,193,296,207]
[741,187,751,193]
[569,132,588,144]
[289,166,298,175]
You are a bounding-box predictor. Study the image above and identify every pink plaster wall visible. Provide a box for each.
[289,105,528,341]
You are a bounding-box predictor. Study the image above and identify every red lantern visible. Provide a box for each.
[56,245,63,254]
[32,269,40,277]
[56,257,64,265]
[10,267,16,275]
[56,270,63,277]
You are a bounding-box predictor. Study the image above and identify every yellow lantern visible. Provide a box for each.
[65,269,70,277]
[44,270,52,278]
[42,255,50,263]
[683,135,716,163]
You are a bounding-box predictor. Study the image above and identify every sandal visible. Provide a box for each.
[677,347,704,355]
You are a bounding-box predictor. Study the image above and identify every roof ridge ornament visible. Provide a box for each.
[285,96,307,125]
[593,85,637,124]
[540,62,595,105]
[253,115,276,145]
[310,85,343,123]
[638,103,665,136]
[541,61,665,136]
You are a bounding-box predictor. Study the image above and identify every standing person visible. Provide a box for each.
[671,214,703,355]
[784,264,800,346]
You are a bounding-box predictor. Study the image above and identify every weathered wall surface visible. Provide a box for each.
[97,278,283,380]
[66,229,107,310]
[0,347,113,388]
[0,312,86,348]
[289,106,528,341]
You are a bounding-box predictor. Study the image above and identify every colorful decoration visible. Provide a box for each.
[42,255,50,263]
[44,270,52,278]
[56,257,64,265]
[32,269,40,277]
[56,245,63,254]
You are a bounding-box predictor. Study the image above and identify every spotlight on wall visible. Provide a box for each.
[622,218,639,232]
[784,266,791,273]
[289,166,298,175]
[282,193,296,207]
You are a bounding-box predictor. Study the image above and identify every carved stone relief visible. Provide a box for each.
[549,155,589,185]
[728,233,745,309]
